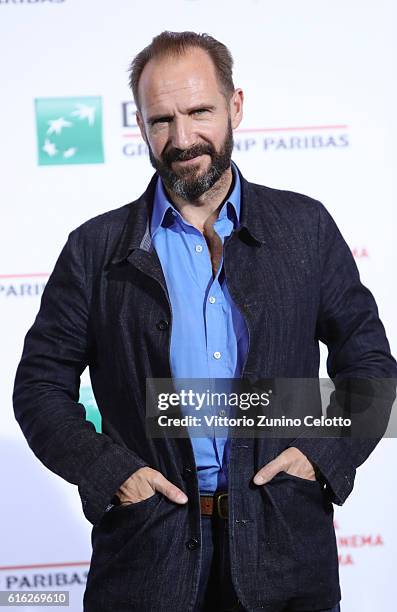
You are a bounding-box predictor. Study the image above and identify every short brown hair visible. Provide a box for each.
[128,30,235,110]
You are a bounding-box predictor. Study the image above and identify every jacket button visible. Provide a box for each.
[186,538,199,550]
[156,320,169,331]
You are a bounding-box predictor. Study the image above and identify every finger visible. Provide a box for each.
[285,447,317,479]
[117,481,155,503]
[117,470,156,503]
[287,460,317,480]
[253,457,285,485]
[150,472,188,504]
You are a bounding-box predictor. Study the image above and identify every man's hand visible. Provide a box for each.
[253,447,317,485]
[115,466,188,505]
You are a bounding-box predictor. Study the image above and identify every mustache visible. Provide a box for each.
[162,143,214,165]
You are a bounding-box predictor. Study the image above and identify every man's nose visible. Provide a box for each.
[169,116,196,150]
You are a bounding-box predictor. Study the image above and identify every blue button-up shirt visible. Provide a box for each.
[150,163,248,492]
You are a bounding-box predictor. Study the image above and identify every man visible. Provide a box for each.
[13,31,396,612]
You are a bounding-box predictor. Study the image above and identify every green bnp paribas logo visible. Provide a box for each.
[35,96,104,166]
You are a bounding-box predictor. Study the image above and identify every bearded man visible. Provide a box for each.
[13,30,397,612]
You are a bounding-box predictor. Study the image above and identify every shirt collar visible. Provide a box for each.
[150,160,241,238]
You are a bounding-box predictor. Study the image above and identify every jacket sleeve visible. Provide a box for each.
[289,202,397,505]
[12,228,148,525]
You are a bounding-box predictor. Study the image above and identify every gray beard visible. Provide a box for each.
[147,119,234,201]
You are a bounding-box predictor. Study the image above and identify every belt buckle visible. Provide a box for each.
[215,492,228,519]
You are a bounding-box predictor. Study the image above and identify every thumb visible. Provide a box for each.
[149,472,188,504]
[253,457,284,485]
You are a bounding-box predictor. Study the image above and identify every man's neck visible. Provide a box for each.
[163,166,233,234]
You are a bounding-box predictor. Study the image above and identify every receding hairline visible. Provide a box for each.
[134,44,234,111]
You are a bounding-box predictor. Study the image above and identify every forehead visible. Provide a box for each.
[138,47,224,115]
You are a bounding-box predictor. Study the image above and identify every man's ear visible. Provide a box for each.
[230,88,244,130]
[136,111,148,144]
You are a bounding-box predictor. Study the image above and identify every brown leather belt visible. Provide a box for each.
[200,492,228,519]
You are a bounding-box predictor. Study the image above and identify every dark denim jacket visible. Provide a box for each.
[13,165,397,611]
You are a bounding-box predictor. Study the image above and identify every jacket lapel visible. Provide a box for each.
[108,172,170,300]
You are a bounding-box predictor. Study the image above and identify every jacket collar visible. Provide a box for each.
[109,162,264,266]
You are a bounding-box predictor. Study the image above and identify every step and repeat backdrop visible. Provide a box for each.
[1,1,396,610]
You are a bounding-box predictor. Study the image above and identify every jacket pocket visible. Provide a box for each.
[276,470,322,486]
[260,469,339,600]
[99,491,162,531]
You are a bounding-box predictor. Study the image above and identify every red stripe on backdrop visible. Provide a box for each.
[122,124,349,137]
[0,561,90,571]
[0,273,49,279]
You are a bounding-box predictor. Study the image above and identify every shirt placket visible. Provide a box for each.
[204,215,234,470]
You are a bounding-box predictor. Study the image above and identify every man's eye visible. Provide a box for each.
[152,117,171,125]
[193,109,209,115]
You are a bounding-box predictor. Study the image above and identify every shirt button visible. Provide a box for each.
[219,409,226,417]
[186,537,200,551]
[195,245,203,253]
[156,320,169,331]
[209,296,216,304]
[213,351,221,360]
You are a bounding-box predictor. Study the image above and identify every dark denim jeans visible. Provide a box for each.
[195,514,341,612]
[195,514,242,611]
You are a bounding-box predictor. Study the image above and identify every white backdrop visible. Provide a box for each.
[1,1,396,610]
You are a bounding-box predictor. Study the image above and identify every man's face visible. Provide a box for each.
[136,47,243,200]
